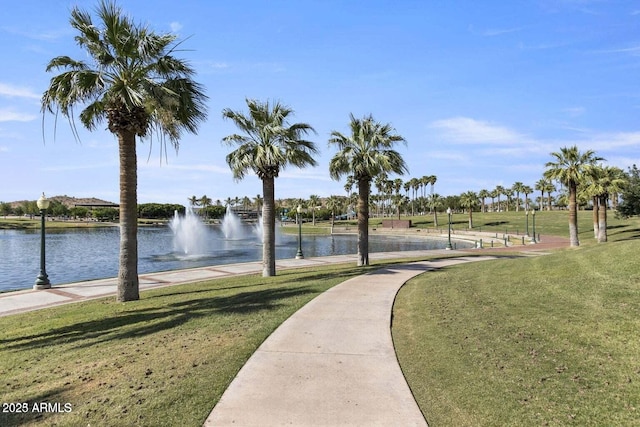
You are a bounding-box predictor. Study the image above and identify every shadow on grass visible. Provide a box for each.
[1,286,315,351]
[0,385,73,426]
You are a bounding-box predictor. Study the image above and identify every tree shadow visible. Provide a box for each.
[484,221,509,227]
[0,385,72,426]
[2,286,315,351]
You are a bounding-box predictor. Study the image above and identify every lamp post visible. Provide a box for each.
[525,210,530,237]
[34,193,51,290]
[446,207,453,250]
[532,209,537,243]
[295,205,304,259]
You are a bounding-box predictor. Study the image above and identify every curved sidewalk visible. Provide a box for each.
[204,256,496,427]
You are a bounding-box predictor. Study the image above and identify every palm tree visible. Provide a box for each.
[522,185,533,211]
[308,194,320,226]
[329,114,407,266]
[478,189,489,213]
[41,1,207,301]
[222,98,318,276]
[459,191,478,229]
[188,196,199,208]
[325,195,342,233]
[495,185,505,212]
[410,178,420,214]
[512,182,525,212]
[428,193,442,227]
[489,189,498,212]
[544,146,603,247]
[199,195,212,220]
[253,194,263,218]
[586,165,626,242]
[535,178,555,211]
[503,188,513,212]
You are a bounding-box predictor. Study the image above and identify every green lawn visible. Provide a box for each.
[0,260,416,426]
[393,218,640,426]
[1,210,638,425]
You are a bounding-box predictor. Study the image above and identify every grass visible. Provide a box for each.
[0,259,425,426]
[2,210,638,425]
[0,218,117,230]
[392,217,640,426]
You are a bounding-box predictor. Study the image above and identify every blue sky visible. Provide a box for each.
[1,0,639,205]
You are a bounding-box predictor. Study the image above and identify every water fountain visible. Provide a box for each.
[221,206,244,239]
[169,207,209,256]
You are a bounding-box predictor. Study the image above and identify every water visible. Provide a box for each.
[0,225,471,292]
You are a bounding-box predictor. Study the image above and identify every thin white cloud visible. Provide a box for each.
[561,106,586,117]
[139,163,230,174]
[0,146,9,152]
[0,83,40,100]
[430,117,527,145]
[1,26,68,41]
[0,109,36,122]
[592,45,640,56]
[42,162,117,172]
[482,27,523,37]
[169,21,183,32]
[279,168,332,181]
[583,131,640,151]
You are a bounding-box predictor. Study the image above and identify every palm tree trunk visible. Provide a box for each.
[357,179,370,266]
[468,210,473,229]
[592,196,599,239]
[117,131,139,302]
[262,177,276,276]
[598,195,608,243]
[568,180,579,247]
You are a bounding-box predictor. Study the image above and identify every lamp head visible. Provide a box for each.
[36,193,50,210]
[297,205,302,214]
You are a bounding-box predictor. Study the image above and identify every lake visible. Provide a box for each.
[0,225,469,292]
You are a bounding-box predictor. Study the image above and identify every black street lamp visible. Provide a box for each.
[532,209,537,243]
[34,193,51,290]
[446,207,453,250]
[295,205,304,259]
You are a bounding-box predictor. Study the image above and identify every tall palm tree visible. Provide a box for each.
[188,196,199,208]
[489,189,498,212]
[199,195,212,219]
[586,165,626,243]
[459,191,478,229]
[253,194,263,218]
[329,113,407,266]
[41,1,207,301]
[478,189,489,213]
[325,195,342,233]
[544,146,603,247]
[308,194,320,226]
[522,185,533,211]
[535,178,555,211]
[428,193,442,227]
[512,182,525,212]
[495,185,505,212]
[503,188,513,212]
[222,98,318,276]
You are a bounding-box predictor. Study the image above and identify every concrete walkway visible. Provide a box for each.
[204,256,496,427]
[0,249,460,317]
